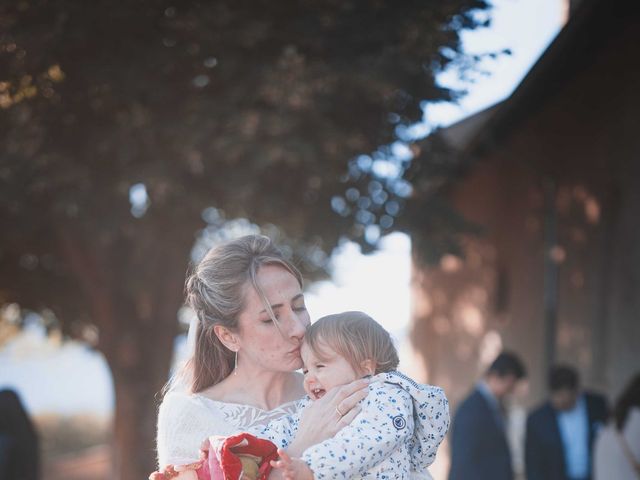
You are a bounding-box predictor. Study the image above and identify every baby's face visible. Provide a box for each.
[301,341,361,400]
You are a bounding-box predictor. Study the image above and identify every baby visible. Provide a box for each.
[260,311,450,479]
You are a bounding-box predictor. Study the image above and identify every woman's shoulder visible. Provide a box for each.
[158,390,230,426]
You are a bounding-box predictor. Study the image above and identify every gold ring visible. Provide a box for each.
[335,405,344,417]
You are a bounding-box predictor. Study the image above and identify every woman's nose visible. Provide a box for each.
[288,313,307,341]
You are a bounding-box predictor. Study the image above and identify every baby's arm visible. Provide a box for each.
[300,383,414,479]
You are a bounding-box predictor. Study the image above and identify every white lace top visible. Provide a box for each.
[156,391,299,467]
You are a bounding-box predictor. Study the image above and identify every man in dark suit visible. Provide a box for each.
[449,351,527,480]
[526,365,608,480]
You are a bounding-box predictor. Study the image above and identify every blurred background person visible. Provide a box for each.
[594,373,640,480]
[0,389,39,480]
[448,351,527,480]
[525,365,608,480]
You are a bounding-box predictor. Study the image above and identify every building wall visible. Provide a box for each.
[411,16,640,410]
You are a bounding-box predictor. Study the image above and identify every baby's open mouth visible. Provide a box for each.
[311,387,326,400]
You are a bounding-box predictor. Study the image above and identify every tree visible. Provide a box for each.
[0,1,491,478]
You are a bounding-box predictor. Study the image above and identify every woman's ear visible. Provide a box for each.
[360,359,376,376]
[213,324,240,352]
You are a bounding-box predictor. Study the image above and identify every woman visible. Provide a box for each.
[156,235,369,469]
[594,374,640,480]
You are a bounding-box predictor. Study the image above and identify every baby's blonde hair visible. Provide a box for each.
[304,311,399,375]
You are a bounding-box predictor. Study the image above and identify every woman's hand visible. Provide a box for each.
[270,448,314,480]
[286,377,370,456]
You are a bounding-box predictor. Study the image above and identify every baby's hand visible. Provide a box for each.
[270,448,314,480]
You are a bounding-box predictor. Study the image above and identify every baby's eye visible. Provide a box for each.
[293,304,307,312]
[316,364,325,369]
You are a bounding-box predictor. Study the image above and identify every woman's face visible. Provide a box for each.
[235,265,310,373]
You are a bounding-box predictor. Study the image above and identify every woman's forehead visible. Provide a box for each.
[244,265,302,314]
[256,265,301,293]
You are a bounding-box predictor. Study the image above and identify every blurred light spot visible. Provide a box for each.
[355,209,375,225]
[372,159,400,178]
[371,189,388,205]
[585,197,600,224]
[380,215,394,229]
[356,155,373,172]
[47,65,65,82]
[365,225,380,244]
[548,245,566,263]
[129,183,150,218]
[391,141,413,161]
[204,57,218,68]
[385,200,400,216]
[460,305,483,335]
[331,196,347,213]
[192,75,210,88]
[345,187,360,202]
[368,180,383,195]
[201,207,222,224]
[357,196,371,209]
[479,330,502,367]
[164,6,176,17]
[82,325,99,347]
[440,254,462,273]
[2,303,21,323]
[393,180,413,198]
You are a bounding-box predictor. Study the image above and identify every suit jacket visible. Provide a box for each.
[449,387,513,480]
[525,392,608,480]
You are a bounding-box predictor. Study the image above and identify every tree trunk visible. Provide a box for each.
[103,303,180,480]
[111,365,168,480]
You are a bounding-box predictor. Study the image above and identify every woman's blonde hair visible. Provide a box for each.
[304,311,399,375]
[181,234,303,393]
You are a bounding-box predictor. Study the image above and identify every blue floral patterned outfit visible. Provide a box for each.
[253,371,450,480]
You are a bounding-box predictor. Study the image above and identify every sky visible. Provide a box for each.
[0,0,564,416]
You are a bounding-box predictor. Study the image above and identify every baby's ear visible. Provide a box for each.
[360,359,376,376]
